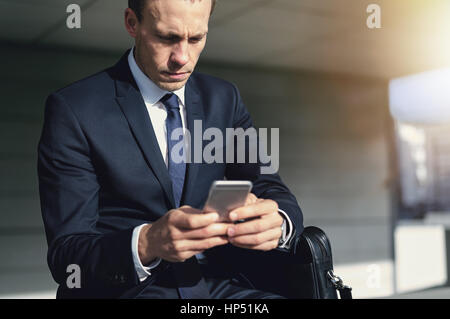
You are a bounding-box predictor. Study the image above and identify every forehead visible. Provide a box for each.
[144,0,210,33]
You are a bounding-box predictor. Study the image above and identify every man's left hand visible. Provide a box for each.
[226,194,283,251]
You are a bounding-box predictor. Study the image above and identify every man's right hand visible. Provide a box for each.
[138,206,230,264]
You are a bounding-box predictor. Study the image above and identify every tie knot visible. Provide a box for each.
[160,93,180,111]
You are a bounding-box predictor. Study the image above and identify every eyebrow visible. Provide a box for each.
[155,30,208,39]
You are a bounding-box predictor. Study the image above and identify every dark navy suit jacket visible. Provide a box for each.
[38,51,303,298]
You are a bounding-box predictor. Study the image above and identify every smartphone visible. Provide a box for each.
[203,180,253,221]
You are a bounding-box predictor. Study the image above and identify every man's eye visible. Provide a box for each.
[158,35,177,42]
[189,37,203,43]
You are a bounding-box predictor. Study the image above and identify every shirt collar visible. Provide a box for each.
[128,48,185,107]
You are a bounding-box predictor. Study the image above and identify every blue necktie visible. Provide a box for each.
[161,93,186,207]
[160,93,210,299]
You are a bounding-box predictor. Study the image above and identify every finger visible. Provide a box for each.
[228,228,281,246]
[170,209,219,229]
[173,236,229,252]
[229,199,278,222]
[261,211,284,226]
[166,250,204,263]
[245,193,258,205]
[227,212,282,237]
[178,223,230,239]
[230,239,279,252]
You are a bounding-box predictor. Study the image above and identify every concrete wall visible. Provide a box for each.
[0,44,119,296]
[0,43,392,296]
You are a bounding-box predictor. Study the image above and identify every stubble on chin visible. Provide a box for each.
[157,80,188,92]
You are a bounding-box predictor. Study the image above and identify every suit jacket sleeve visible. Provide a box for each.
[225,83,304,245]
[38,92,140,291]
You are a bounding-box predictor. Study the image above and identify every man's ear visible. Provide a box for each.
[124,8,139,38]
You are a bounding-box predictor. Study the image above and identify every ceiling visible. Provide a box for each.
[1,0,449,79]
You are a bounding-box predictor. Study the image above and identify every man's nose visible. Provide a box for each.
[170,41,189,68]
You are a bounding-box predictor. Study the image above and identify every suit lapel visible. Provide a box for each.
[113,52,175,208]
[181,77,204,206]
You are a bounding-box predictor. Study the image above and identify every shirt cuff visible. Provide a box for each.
[277,209,294,249]
[131,224,162,282]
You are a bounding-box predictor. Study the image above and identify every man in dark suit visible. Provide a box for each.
[38,0,303,298]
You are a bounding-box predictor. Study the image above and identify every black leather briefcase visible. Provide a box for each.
[234,226,352,299]
[294,226,352,299]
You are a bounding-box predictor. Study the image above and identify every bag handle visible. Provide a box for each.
[327,270,353,299]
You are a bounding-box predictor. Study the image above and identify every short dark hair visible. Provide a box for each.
[128,0,216,21]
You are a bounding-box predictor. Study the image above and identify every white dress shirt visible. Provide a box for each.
[127,48,293,282]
